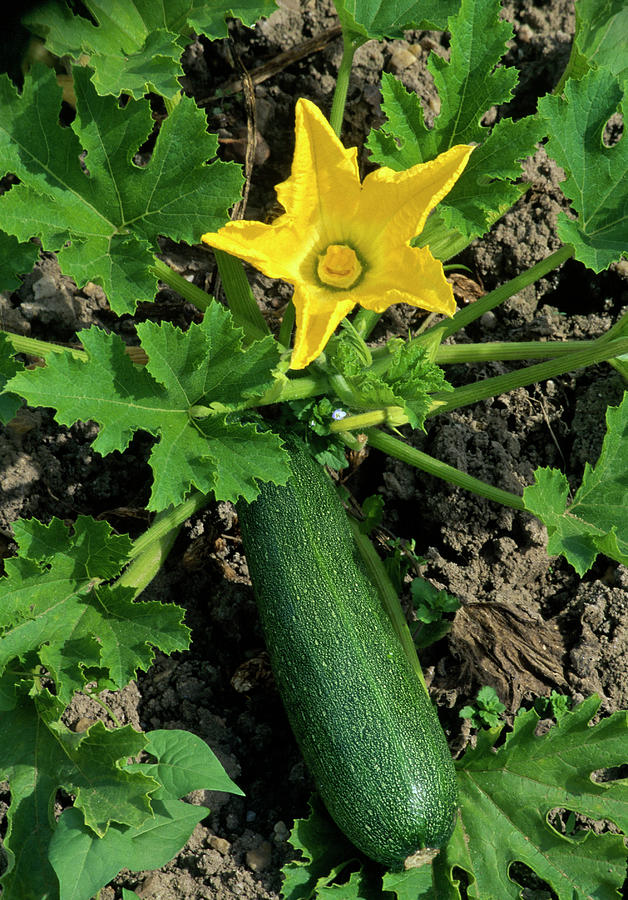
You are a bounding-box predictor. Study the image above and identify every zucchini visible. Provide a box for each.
[237,437,457,868]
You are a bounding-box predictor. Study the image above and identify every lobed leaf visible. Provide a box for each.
[0,693,158,899]
[281,698,627,900]
[439,696,628,899]
[366,0,544,251]
[6,302,289,510]
[23,0,279,99]
[539,66,627,272]
[0,64,242,314]
[523,391,628,574]
[557,0,628,93]
[0,516,189,701]
[49,729,243,900]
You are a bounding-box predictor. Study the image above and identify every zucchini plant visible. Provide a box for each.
[0,0,627,898]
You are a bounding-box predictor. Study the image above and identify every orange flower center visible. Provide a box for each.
[317,244,362,288]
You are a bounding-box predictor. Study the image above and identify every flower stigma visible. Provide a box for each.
[317,244,362,289]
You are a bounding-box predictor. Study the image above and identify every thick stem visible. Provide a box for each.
[434,339,600,364]
[1,330,87,361]
[429,336,628,416]
[364,429,526,510]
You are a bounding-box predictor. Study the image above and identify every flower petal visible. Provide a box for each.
[275,99,362,242]
[290,284,356,369]
[352,243,456,316]
[201,219,304,282]
[358,144,474,246]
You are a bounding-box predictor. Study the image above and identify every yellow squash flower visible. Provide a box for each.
[202,99,473,369]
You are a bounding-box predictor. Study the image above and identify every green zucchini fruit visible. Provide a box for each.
[237,437,457,869]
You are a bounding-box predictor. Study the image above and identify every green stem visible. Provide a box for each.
[85,691,122,729]
[329,30,364,136]
[364,429,526,510]
[1,330,87,361]
[119,493,211,600]
[349,517,428,693]
[151,257,214,311]
[434,338,600,364]
[248,371,332,407]
[213,249,271,341]
[352,308,381,339]
[426,244,575,341]
[429,336,628,416]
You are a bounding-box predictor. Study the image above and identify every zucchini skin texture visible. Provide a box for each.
[237,438,457,868]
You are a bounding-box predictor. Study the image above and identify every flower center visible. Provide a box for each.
[317,244,362,289]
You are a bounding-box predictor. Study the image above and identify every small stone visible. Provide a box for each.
[246,841,272,872]
[517,23,534,43]
[74,717,94,732]
[273,820,289,843]
[389,47,417,71]
[208,835,231,855]
[32,273,58,301]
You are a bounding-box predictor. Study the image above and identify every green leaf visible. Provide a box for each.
[538,67,627,272]
[523,392,628,574]
[6,303,289,510]
[23,0,278,99]
[0,332,24,424]
[0,692,158,899]
[0,64,242,315]
[189,1,280,39]
[334,339,452,431]
[0,516,189,699]
[317,869,385,899]
[0,231,38,291]
[281,795,358,900]
[334,0,458,40]
[126,728,244,799]
[49,729,244,900]
[366,0,544,251]
[383,865,436,899]
[557,0,628,93]
[444,695,628,899]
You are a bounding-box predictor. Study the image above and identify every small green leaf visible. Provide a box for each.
[126,729,244,799]
[190,1,280,39]
[334,0,458,40]
[281,795,357,900]
[523,392,628,574]
[0,231,38,292]
[539,67,627,272]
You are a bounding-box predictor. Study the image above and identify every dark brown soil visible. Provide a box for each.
[1,1,627,898]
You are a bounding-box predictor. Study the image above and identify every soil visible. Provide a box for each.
[1,1,627,898]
